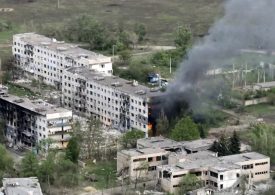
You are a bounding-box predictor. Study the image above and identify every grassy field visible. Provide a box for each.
[0,0,222,45]
[6,83,38,97]
[244,104,275,116]
[83,160,117,189]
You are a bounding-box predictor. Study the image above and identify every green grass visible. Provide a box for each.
[0,0,222,45]
[244,104,275,116]
[83,160,117,189]
[6,83,38,97]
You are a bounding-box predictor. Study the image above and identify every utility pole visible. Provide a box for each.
[244,63,247,88]
[232,64,235,89]
[112,45,115,57]
[169,56,172,74]
[263,68,266,83]
[257,68,260,83]
[57,0,60,9]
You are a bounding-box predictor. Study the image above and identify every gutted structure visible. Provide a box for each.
[2,177,43,195]
[62,67,161,136]
[117,137,270,194]
[117,148,169,180]
[158,152,270,193]
[0,94,73,150]
[12,33,112,89]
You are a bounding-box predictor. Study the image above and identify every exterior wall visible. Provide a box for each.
[12,34,113,89]
[236,158,270,182]
[62,69,149,134]
[117,150,169,181]
[207,168,241,191]
[0,97,73,150]
[158,168,241,194]
[46,111,73,149]
[243,97,268,106]
[157,157,270,193]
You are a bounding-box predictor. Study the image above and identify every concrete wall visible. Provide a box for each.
[243,97,268,106]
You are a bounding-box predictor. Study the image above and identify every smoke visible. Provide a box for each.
[166,0,275,109]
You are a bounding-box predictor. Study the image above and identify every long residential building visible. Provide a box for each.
[62,67,161,135]
[0,94,73,150]
[12,33,163,135]
[12,33,112,89]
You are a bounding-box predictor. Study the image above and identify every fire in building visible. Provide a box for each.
[62,67,162,136]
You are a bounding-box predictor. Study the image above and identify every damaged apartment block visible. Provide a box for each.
[62,67,161,136]
[0,93,73,150]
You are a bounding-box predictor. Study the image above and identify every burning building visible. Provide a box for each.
[62,67,163,136]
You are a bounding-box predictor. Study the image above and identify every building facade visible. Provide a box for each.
[12,33,112,89]
[158,152,270,193]
[0,94,73,150]
[62,67,160,135]
[117,137,270,194]
[117,148,169,180]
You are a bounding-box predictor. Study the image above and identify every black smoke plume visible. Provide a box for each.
[165,0,275,109]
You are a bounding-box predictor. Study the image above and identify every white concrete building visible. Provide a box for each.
[12,33,112,89]
[158,152,270,193]
[0,94,73,150]
[117,148,169,180]
[62,67,161,135]
[2,177,43,195]
[116,137,270,194]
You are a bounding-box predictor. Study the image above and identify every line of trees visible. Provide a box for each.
[244,124,275,162]
[40,15,147,54]
[20,151,80,189]
[150,26,192,69]
[210,131,241,156]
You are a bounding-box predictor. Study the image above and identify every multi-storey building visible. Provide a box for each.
[62,67,161,135]
[117,148,169,180]
[12,33,112,89]
[117,137,270,194]
[0,94,73,150]
[158,152,270,193]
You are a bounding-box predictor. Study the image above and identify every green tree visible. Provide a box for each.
[38,152,55,184]
[229,131,241,154]
[198,124,207,138]
[66,136,80,163]
[37,138,53,155]
[20,152,39,177]
[55,158,79,187]
[81,118,105,160]
[174,26,192,51]
[156,109,169,136]
[170,117,200,141]
[134,23,146,42]
[210,134,231,156]
[121,129,145,149]
[179,174,202,194]
[64,15,110,50]
[0,145,14,179]
[119,50,132,65]
[245,124,275,162]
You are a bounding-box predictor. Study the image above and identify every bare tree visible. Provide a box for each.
[82,117,104,160]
